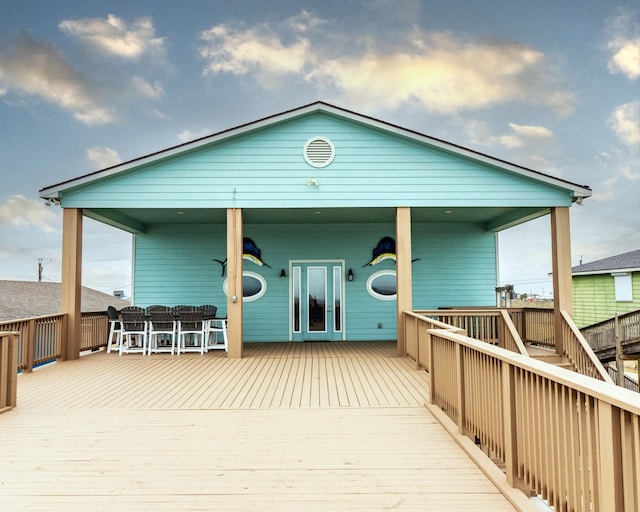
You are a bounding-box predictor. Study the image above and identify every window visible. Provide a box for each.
[223,271,267,302]
[613,273,632,302]
[366,270,397,301]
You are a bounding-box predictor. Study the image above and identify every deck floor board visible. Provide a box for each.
[1,341,521,511]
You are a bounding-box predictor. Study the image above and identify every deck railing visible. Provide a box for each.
[0,312,109,372]
[508,307,555,348]
[581,309,640,355]
[425,327,640,512]
[411,309,529,355]
[0,332,18,414]
[559,310,612,382]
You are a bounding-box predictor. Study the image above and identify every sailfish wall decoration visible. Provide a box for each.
[214,237,271,276]
[363,236,420,267]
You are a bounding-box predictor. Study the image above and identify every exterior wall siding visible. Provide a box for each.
[133,221,497,341]
[61,113,572,210]
[573,272,640,327]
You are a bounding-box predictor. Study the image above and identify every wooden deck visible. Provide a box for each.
[1,341,522,511]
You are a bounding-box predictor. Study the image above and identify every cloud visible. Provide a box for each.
[0,195,60,233]
[605,10,640,80]
[199,19,313,89]
[0,33,114,124]
[199,14,573,115]
[87,147,122,170]
[131,76,164,99]
[59,14,167,62]
[609,100,640,146]
[508,123,552,139]
[177,128,212,143]
[463,119,553,151]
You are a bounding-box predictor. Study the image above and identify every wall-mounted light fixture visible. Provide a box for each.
[280,269,287,279]
[306,178,319,187]
[347,268,354,281]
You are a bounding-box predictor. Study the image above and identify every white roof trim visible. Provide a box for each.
[40,102,592,199]
[573,267,640,276]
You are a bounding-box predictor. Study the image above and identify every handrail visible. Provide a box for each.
[412,309,528,355]
[0,311,109,371]
[581,309,640,354]
[499,310,529,356]
[426,327,640,512]
[560,310,612,382]
[0,332,18,414]
[607,366,639,393]
[404,311,464,370]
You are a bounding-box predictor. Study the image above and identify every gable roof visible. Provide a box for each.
[40,101,592,200]
[0,280,130,322]
[572,249,640,275]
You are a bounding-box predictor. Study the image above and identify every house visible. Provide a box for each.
[0,280,130,322]
[572,249,640,327]
[39,101,591,359]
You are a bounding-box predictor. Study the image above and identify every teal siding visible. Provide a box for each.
[133,222,496,341]
[62,113,572,209]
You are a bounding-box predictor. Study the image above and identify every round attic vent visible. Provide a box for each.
[303,137,335,168]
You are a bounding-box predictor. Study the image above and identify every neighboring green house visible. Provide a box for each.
[40,102,590,357]
[572,249,640,327]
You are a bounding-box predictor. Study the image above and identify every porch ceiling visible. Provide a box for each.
[84,205,548,234]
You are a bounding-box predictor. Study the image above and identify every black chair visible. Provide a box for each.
[176,306,206,355]
[147,306,177,355]
[199,305,228,352]
[119,306,148,355]
[106,306,122,353]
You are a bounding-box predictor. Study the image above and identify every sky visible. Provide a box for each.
[0,0,638,299]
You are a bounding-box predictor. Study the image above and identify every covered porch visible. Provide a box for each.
[0,342,528,511]
[56,205,576,361]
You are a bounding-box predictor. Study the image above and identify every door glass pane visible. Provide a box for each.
[333,267,342,332]
[308,267,326,332]
[293,266,301,332]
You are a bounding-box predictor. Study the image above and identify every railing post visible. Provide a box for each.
[615,313,624,386]
[597,401,623,511]
[427,331,434,404]
[502,362,517,486]
[455,343,465,433]
[25,318,35,373]
[1,333,18,413]
[414,316,421,370]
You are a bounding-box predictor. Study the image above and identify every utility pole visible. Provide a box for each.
[38,258,43,282]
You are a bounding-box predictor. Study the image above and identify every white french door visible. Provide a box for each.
[290,261,344,341]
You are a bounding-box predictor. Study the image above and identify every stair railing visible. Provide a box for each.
[560,310,612,382]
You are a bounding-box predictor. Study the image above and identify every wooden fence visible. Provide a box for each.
[408,308,610,382]
[581,309,640,356]
[0,312,109,372]
[0,332,18,414]
[424,327,640,512]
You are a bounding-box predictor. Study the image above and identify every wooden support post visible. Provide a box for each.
[61,208,83,361]
[226,208,243,359]
[615,313,624,386]
[550,207,573,354]
[396,207,412,357]
[1,333,18,412]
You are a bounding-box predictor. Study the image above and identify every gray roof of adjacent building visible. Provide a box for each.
[0,280,130,322]
[572,249,640,275]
